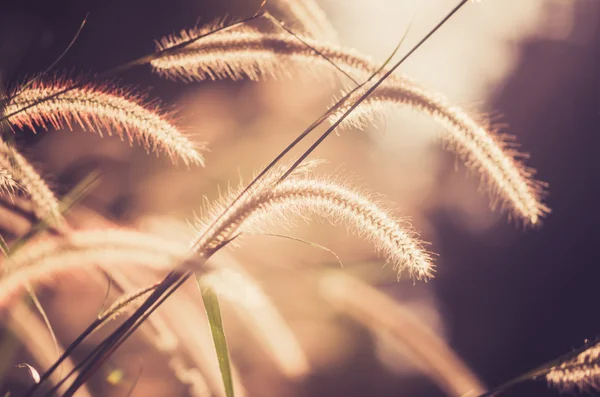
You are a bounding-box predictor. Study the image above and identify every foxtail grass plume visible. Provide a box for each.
[0,139,62,223]
[194,171,433,280]
[270,0,339,42]
[332,81,549,226]
[546,340,600,392]
[150,27,548,225]
[151,29,369,83]
[98,283,158,322]
[320,271,485,397]
[5,78,205,166]
[0,229,192,308]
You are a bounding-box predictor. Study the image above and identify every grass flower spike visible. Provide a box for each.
[151,30,370,82]
[547,341,600,392]
[333,81,549,225]
[194,170,433,280]
[5,78,205,166]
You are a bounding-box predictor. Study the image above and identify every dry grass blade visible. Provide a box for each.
[320,271,485,397]
[195,172,432,280]
[5,78,205,166]
[98,283,158,322]
[0,229,190,308]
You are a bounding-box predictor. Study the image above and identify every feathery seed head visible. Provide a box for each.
[98,284,158,321]
[547,341,600,392]
[194,169,433,280]
[151,30,369,84]
[330,81,549,226]
[5,77,205,166]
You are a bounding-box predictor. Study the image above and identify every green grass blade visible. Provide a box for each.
[195,273,234,397]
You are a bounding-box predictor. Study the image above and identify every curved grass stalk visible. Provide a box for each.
[0,139,62,223]
[8,301,92,397]
[150,29,548,225]
[195,173,432,280]
[5,78,204,166]
[320,271,486,397]
[0,229,191,308]
[270,0,338,42]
